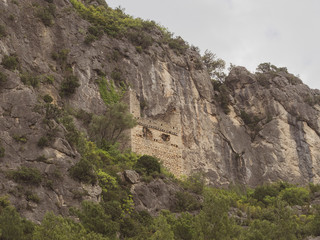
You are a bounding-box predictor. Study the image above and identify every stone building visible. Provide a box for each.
[124,89,183,177]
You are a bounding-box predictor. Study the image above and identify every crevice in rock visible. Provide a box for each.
[218,130,246,184]
[289,120,314,182]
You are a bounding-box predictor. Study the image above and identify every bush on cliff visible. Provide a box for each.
[60,75,80,97]
[69,159,97,184]
[135,155,161,175]
[7,167,42,185]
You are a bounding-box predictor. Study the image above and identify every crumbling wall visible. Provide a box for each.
[125,90,184,176]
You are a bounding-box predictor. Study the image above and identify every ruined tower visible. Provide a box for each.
[124,89,183,177]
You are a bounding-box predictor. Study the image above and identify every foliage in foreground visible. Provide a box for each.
[3,168,320,240]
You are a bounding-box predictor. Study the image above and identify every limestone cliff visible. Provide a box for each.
[1,0,320,221]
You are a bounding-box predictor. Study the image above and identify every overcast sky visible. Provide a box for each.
[106,0,320,90]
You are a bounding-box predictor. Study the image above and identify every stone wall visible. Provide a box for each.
[125,90,184,176]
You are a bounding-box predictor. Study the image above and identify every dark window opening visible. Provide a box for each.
[161,134,170,142]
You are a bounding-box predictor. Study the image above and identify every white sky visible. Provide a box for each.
[106,0,320,90]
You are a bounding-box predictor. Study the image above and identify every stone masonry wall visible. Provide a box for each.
[125,90,184,176]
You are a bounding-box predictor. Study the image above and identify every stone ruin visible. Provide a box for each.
[124,90,183,177]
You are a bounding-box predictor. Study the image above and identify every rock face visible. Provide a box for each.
[1,0,320,221]
[131,178,182,215]
[124,170,140,184]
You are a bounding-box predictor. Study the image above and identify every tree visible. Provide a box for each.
[71,201,119,237]
[150,213,175,240]
[202,50,226,82]
[33,212,109,240]
[0,196,34,240]
[89,102,136,148]
[256,62,288,74]
[135,155,161,175]
[192,189,241,239]
[256,62,272,73]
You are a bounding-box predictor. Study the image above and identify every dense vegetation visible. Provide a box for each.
[3,177,320,239]
[69,0,189,53]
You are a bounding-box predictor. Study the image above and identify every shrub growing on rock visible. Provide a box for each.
[43,94,53,103]
[280,187,310,206]
[89,102,136,147]
[69,159,97,184]
[0,144,5,158]
[0,72,8,85]
[0,24,7,38]
[135,155,161,175]
[20,72,39,87]
[8,167,42,185]
[60,75,80,96]
[37,136,49,148]
[1,55,19,71]
[166,36,188,54]
[36,4,56,27]
[173,191,202,212]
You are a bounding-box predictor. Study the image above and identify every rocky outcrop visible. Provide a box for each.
[131,178,182,215]
[1,0,320,221]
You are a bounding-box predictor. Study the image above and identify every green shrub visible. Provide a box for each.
[33,212,109,240]
[280,187,310,206]
[25,191,40,203]
[135,46,143,53]
[60,114,82,147]
[202,50,226,81]
[0,144,5,158]
[111,68,123,82]
[287,73,302,85]
[13,135,27,143]
[20,72,39,87]
[1,55,19,70]
[0,72,7,85]
[173,191,201,212]
[167,36,188,54]
[42,75,54,84]
[182,173,205,195]
[98,77,126,105]
[43,94,53,103]
[8,166,42,185]
[110,49,122,62]
[45,103,61,120]
[85,24,104,44]
[135,155,161,175]
[75,109,93,125]
[84,34,97,44]
[252,184,280,205]
[0,24,6,38]
[216,84,231,114]
[71,201,119,236]
[309,183,320,194]
[35,155,47,163]
[37,136,49,148]
[69,159,97,184]
[36,4,56,27]
[60,75,80,96]
[71,189,88,200]
[240,110,260,131]
[127,30,153,49]
[0,203,34,240]
[119,217,142,238]
[51,49,70,67]
[194,58,203,70]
